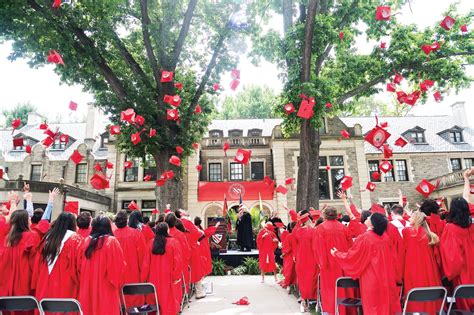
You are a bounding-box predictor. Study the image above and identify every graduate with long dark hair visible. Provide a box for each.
[129,210,155,241]
[33,212,83,303]
[141,222,182,315]
[78,215,125,315]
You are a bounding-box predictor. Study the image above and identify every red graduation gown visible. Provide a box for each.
[141,238,182,315]
[401,227,441,314]
[77,227,92,239]
[198,225,218,277]
[114,226,147,306]
[281,230,296,287]
[386,223,403,283]
[426,214,445,275]
[78,236,126,315]
[347,219,367,239]
[140,224,155,242]
[32,233,83,301]
[256,227,278,273]
[440,223,474,311]
[168,227,191,305]
[181,218,204,283]
[31,220,50,240]
[313,220,353,314]
[293,225,318,299]
[335,231,401,315]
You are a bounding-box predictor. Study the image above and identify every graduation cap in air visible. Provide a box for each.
[223,142,230,156]
[276,185,288,195]
[64,201,79,216]
[340,176,353,191]
[127,201,140,211]
[149,128,156,137]
[383,144,393,159]
[109,125,121,135]
[165,170,175,180]
[174,82,183,90]
[120,108,136,123]
[340,129,350,139]
[39,123,48,130]
[420,79,435,92]
[231,68,240,80]
[380,42,386,49]
[69,101,78,111]
[13,137,24,148]
[124,161,133,169]
[169,155,181,167]
[289,209,298,222]
[325,102,333,109]
[11,118,21,130]
[106,161,114,169]
[176,146,184,154]
[370,203,385,215]
[164,95,181,107]
[212,83,220,91]
[263,176,274,187]
[405,91,421,106]
[70,150,84,164]
[0,169,3,181]
[364,126,391,149]
[160,70,173,83]
[379,160,393,173]
[44,128,56,138]
[196,165,202,172]
[460,24,468,32]
[284,103,295,115]
[143,175,152,181]
[234,149,251,165]
[134,115,145,126]
[156,179,167,186]
[47,50,64,65]
[52,0,62,9]
[94,163,102,172]
[386,83,396,92]
[440,16,456,31]
[394,137,408,147]
[309,209,321,220]
[285,178,294,185]
[25,145,32,154]
[297,99,314,119]
[416,179,436,198]
[433,91,442,102]
[167,109,179,121]
[339,31,344,41]
[366,182,376,192]
[393,73,403,84]
[274,222,285,229]
[90,172,110,190]
[131,132,141,145]
[195,105,202,114]
[230,79,240,91]
[375,6,391,20]
[192,143,199,150]
[42,137,54,148]
[371,171,381,181]
[151,209,160,215]
[59,134,69,144]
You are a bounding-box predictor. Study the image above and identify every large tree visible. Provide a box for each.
[218,84,277,119]
[0,0,256,209]
[251,0,473,210]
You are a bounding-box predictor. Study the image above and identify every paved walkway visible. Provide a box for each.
[183,275,302,315]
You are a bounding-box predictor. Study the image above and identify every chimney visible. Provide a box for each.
[84,102,99,148]
[450,101,468,127]
[27,112,43,126]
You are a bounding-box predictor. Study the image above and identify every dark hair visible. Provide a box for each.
[175,219,187,233]
[287,221,297,233]
[152,222,169,255]
[114,210,128,229]
[157,213,165,223]
[174,210,182,219]
[142,216,150,224]
[165,213,177,228]
[420,199,440,216]
[77,212,92,229]
[147,221,156,229]
[371,213,388,236]
[390,204,404,216]
[361,210,372,224]
[32,209,44,224]
[128,211,144,229]
[299,209,313,222]
[41,213,76,264]
[323,206,338,221]
[194,216,203,230]
[315,217,324,226]
[7,210,30,247]
[447,198,471,228]
[340,215,350,223]
[85,215,113,259]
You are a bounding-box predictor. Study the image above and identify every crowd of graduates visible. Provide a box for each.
[0,185,220,315]
[256,168,474,314]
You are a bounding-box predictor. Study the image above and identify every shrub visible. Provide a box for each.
[211,258,226,276]
[242,257,260,275]
[231,265,247,275]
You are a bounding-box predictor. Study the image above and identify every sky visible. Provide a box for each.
[0,0,472,126]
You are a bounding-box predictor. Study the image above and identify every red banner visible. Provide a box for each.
[198,181,274,201]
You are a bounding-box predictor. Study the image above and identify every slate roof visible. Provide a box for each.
[205,119,283,137]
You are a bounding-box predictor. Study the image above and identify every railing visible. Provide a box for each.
[428,169,472,191]
[204,137,269,148]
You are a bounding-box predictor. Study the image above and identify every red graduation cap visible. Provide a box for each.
[230,79,240,91]
[339,31,344,41]
[195,105,202,114]
[274,222,284,229]
[375,6,391,21]
[151,208,160,215]
[366,182,376,192]
[380,121,388,128]
[52,0,62,9]
[134,115,145,126]
[416,179,436,198]
[192,143,199,150]
[284,103,295,114]
[364,126,391,149]
[340,176,353,191]
[289,209,298,222]
[143,175,152,181]
[44,128,56,138]
[285,177,294,185]
[460,24,468,33]
[380,41,386,49]
[297,99,314,119]
[263,176,274,187]
[176,146,184,154]
[379,160,393,173]
[106,161,114,169]
[90,172,110,190]
[169,155,181,167]
[371,171,381,181]
[234,149,251,165]
[25,145,32,154]
[325,102,333,109]
[59,134,69,144]
[393,73,404,85]
[223,142,230,156]
[394,137,408,147]
[309,210,321,220]
[196,164,202,172]
[120,108,136,123]
[64,201,79,216]
[164,95,181,107]
[156,179,167,186]
[340,129,350,139]
[420,79,435,92]
[94,163,102,172]
[109,125,121,135]
[431,42,440,51]
[231,68,240,80]
[383,144,393,159]
[0,169,3,181]
[167,109,179,121]
[433,91,442,102]
[69,101,78,111]
[165,170,175,180]
[127,201,140,211]
[233,296,250,306]
[404,90,421,106]
[39,122,48,130]
[11,118,21,130]
[47,50,64,65]
[13,137,24,147]
[174,82,183,90]
[70,150,84,164]
[212,83,220,91]
[160,70,173,82]
[276,185,288,194]
[42,137,54,148]
[421,44,433,55]
[124,161,133,169]
[386,83,396,92]
[440,16,456,31]
[131,132,141,145]
[371,204,386,215]
[149,128,156,137]
[325,165,331,171]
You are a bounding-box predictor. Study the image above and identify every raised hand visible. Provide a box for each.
[23,183,32,202]
[215,221,221,227]
[48,187,61,202]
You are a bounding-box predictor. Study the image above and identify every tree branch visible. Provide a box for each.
[170,0,198,70]
[140,0,161,86]
[282,0,295,69]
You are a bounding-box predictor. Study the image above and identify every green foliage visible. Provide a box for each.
[231,265,247,275]
[249,207,265,231]
[242,257,260,275]
[211,258,226,276]
[2,102,37,128]
[342,96,410,117]
[217,84,277,119]
[226,207,238,230]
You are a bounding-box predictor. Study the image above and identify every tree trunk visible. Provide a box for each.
[153,149,184,211]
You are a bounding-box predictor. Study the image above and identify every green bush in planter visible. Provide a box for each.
[211,258,226,276]
[242,257,260,275]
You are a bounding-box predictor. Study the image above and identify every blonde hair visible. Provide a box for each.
[411,211,439,246]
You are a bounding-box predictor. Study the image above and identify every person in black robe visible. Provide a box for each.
[236,209,253,251]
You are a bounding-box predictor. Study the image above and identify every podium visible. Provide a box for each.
[207,217,227,253]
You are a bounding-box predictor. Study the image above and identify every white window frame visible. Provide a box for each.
[229,161,244,181]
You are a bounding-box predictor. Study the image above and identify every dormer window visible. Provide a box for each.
[209,130,222,138]
[248,129,262,137]
[437,126,464,144]
[229,129,243,138]
[449,130,463,143]
[403,127,426,144]
[51,139,67,150]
